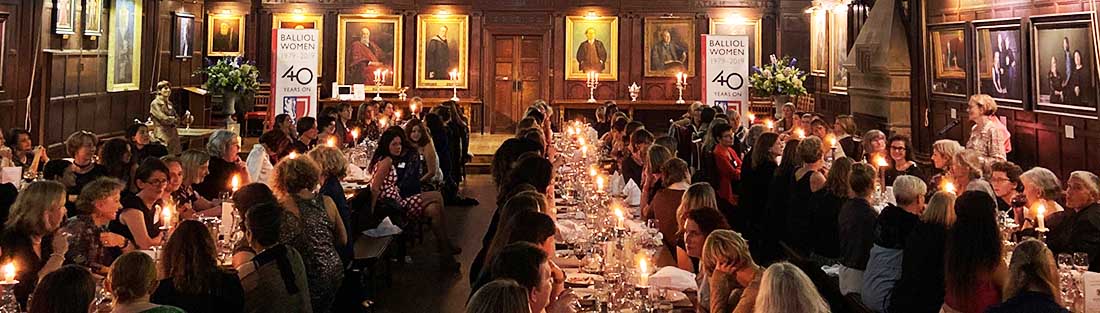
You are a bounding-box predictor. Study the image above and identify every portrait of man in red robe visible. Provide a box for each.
[347,26,385,84]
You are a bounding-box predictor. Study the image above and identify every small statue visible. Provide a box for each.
[150,81,181,154]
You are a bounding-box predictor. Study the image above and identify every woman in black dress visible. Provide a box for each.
[108,158,169,250]
[194,130,250,201]
[152,220,244,313]
[786,137,827,257]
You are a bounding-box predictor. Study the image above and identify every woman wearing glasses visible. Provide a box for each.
[883,134,925,187]
[108,158,170,250]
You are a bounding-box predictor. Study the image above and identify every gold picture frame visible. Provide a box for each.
[416,14,469,89]
[208,14,245,57]
[337,14,403,92]
[644,17,695,78]
[709,18,762,70]
[273,13,324,76]
[84,0,103,37]
[931,29,967,79]
[55,0,76,35]
[107,0,141,92]
[828,9,849,94]
[565,15,618,81]
[809,10,828,75]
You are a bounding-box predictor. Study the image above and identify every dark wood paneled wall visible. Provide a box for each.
[919,0,1100,177]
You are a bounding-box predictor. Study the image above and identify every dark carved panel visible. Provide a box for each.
[483,12,552,25]
[696,0,770,8]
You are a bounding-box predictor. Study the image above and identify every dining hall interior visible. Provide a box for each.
[0,0,1098,312]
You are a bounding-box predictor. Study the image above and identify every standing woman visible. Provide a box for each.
[65,130,104,194]
[195,130,250,201]
[785,137,827,256]
[944,191,1008,313]
[272,157,347,313]
[152,220,245,313]
[966,94,1010,162]
[711,123,743,229]
[109,159,169,250]
[1,181,70,307]
[177,150,221,217]
[884,134,925,186]
[739,132,780,250]
[369,127,459,269]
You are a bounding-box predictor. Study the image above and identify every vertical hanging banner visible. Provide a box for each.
[272,28,319,119]
[701,34,749,117]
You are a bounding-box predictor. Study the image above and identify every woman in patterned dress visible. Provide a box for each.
[369,126,460,270]
[272,157,348,313]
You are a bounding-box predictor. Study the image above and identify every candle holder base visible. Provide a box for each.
[372,94,383,101]
[587,97,597,103]
[675,99,686,104]
[450,95,460,102]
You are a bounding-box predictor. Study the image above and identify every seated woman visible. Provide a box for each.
[810,156,852,260]
[195,130,250,200]
[0,181,70,307]
[753,262,830,313]
[860,129,886,163]
[99,138,134,193]
[229,183,280,268]
[7,128,48,171]
[466,279,529,313]
[469,189,544,287]
[404,118,443,189]
[237,202,312,313]
[127,123,168,164]
[151,220,244,313]
[1019,167,1066,230]
[108,159,169,250]
[272,157,347,313]
[176,150,221,217]
[644,158,690,266]
[369,127,458,268]
[985,239,1068,313]
[674,184,723,271]
[945,191,1008,313]
[107,251,185,313]
[27,265,97,313]
[928,139,964,197]
[1048,171,1100,272]
[474,210,559,298]
[951,149,996,198]
[42,159,78,214]
[889,191,957,313]
[65,130,103,194]
[246,129,291,186]
[701,229,763,313]
[990,161,1026,213]
[64,177,128,275]
[641,145,673,209]
[884,134,925,186]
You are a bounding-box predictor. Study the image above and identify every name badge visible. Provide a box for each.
[397,162,407,169]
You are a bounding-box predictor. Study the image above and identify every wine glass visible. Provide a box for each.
[1058,253,1074,270]
[1073,252,1090,273]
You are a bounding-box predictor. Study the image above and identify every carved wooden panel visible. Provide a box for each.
[483,12,551,26]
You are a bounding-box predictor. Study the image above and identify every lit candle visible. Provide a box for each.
[747,113,756,124]
[614,207,625,229]
[374,69,381,83]
[161,203,174,229]
[873,154,889,168]
[1036,203,1047,231]
[326,137,337,147]
[943,181,956,194]
[578,137,586,146]
[638,258,650,287]
[589,166,598,177]
[2,262,15,284]
[351,128,360,142]
[794,128,806,139]
[380,117,389,128]
[395,110,402,121]
[382,70,389,83]
[581,145,588,158]
[826,134,837,148]
[449,69,459,81]
[288,151,299,159]
[596,176,606,192]
[231,174,240,193]
[410,103,419,115]
[676,72,684,84]
[765,119,774,130]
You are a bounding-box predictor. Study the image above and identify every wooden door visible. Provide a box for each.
[490,35,543,134]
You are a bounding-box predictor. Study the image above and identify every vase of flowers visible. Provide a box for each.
[749,54,808,113]
[195,57,260,117]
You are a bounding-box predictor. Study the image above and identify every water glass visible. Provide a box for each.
[1058,253,1074,270]
[1073,252,1090,272]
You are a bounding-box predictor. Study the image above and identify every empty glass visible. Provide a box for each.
[1073,252,1090,272]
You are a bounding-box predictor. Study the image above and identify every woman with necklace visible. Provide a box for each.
[63,177,128,275]
[65,130,105,195]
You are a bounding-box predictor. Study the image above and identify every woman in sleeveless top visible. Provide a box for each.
[272,157,348,313]
[109,159,170,250]
[370,127,460,270]
[785,137,827,257]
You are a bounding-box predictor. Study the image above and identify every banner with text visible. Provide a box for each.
[272,29,319,119]
[701,35,749,118]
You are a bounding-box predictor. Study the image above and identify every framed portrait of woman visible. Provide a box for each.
[107,0,141,92]
[1031,13,1099,118]
[84,0,103,37]
[974,18,1024,108]
[55,0,76,35]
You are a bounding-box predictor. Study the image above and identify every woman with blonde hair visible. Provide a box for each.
[466,279,530,313]
[966,94,1010,162]
[175,149,220,216]
[675,183,718,233]
[753,262,829,313]
[1,180,70,306]
[833,115,861,158]
[951,149,995,198]
[107,251,185,313]
[889,191,957,312]
[272,157,347,313]
[929,139,965,196]
[641,145,674,209]
[701,229,763,313]
[985,239,1067,313]
[308,145,353,248]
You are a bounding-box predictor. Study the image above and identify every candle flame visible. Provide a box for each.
[351,128,360,140]
[794,128,806,139]
[326,137,337,147]
[580,145,588,155]
[231,174,240,192]
[943,181,957,194]
[2,262,14,283]
[614,207,624,220]
[380,117,389,128]
[639,258,648,273]
[747,113,756,123]
[394,110,402,121]
[578,137,586,146]
[288,151,299,159]
[765,119,774,129]
[1037,203,1046,216]
[826,134,837,147]
[873,154,889,167]
[596,176,606,190]
[589,167,598,177]
[162,204,174,227]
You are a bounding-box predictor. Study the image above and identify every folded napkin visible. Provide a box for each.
[610,172,625,196]
[363,217,403,237]
[624,179,641,206]
[0,167,20,189]
[346,164,367,181]
[1083,271,1100,312]
[649,266,698,291]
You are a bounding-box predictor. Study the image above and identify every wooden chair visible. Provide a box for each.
[243,84,271,137]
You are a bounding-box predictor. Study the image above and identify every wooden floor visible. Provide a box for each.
[372,174,498,313]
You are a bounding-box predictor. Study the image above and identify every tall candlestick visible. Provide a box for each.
[586,71,599,103]
[614,207,625,229]
[231,174,240,193]
[675,72,686,104]
[450,69,460,101]
[2,262,15,284]
[1036,203,1048,231]
[638,258,650,287]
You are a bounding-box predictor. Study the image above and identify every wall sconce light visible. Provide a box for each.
[585,11,598,19]
[437,9,452,16]
[220,9,231,16]
[726,13,747,25]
